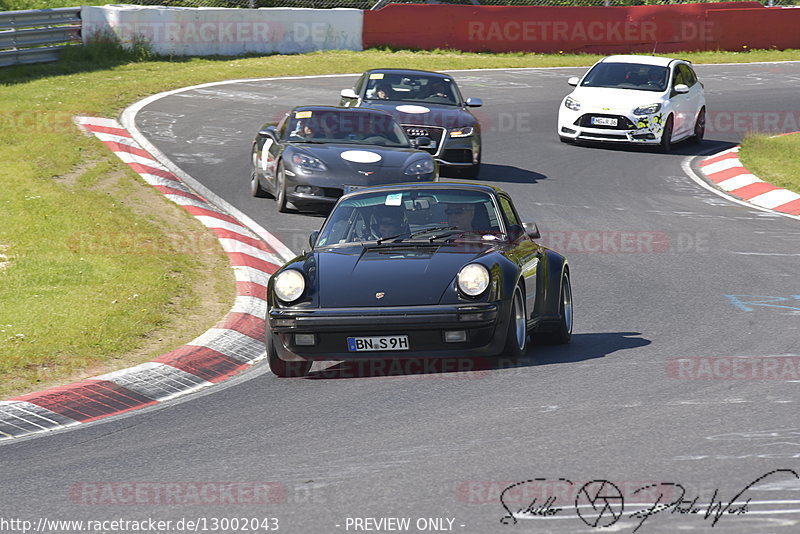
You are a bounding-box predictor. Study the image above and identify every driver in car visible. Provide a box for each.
[374,206,405,238]
[445,203,476,231]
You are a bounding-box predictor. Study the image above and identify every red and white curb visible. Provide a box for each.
[699,144,800,216]
[0,116,284,441]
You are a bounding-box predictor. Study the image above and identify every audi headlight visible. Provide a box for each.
[404,158,435,176]
[633,103,661,116]
[449,126,474,138]
[457,264,490,297]
[292,153,327,171]
[273,270,305,303]
[564,96,581,111]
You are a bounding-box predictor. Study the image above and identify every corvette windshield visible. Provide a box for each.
[316,189,504,247]
[364,74,459,106]
[286,110,411,147]
[580,63,669,92]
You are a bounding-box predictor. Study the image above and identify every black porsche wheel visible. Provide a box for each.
[250,144,269,198]
[275,160,289,213]
[502,286,527,359]
[691,108,705,145]
[538,271,573,345]
[267,330,311,378]
[659,115,674,153]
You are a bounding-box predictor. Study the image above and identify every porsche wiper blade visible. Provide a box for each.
[377,225,460,244]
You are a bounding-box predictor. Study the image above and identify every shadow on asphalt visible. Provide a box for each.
[303,331,650,380]
[567,138,737,157]
[461,163,548,184]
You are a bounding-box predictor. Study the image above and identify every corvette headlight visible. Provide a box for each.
[291,153,327,171]
[633,103,661,116]
[564,96,581,111]
[273,270,305,303]
[457,264,490,297]
[449,126,474,138]
[404,158,435,175]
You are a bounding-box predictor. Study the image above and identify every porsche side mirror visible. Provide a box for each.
[340,88,358,99]
[309,231,319,249]
[523,222,540,239]
[673,84,690,94]
[258,125,277,138]
[465,97,483,107]
[413,136,432,147]
[567,77,580,87]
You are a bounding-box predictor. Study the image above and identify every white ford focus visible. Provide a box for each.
[557,55,706,152]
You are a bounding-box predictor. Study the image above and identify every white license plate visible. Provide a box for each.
[591,117,618,127]
[347,335,409,352]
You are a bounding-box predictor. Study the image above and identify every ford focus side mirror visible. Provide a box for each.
[567,77,580,87]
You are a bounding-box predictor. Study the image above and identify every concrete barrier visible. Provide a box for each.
[82,5,363,56]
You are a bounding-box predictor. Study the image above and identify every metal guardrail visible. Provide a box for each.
[0,7,81,68]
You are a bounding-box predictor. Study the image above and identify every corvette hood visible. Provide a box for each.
[568,87,665,115]
[316,245,490,307]
[291,143,425,170]
[360,101,476,129]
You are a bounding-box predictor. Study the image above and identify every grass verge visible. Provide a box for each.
[739,132,800,195]
[1,45,799,399]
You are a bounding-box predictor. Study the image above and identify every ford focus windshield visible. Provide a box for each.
[580,63,669,92]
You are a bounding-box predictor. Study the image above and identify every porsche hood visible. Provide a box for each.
[315,245,490,307]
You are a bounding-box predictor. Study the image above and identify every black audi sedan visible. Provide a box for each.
[266,183,572,377]
[250,106,437,213]
[340,69,483,178]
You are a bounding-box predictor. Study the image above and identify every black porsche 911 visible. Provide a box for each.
[340,69,483,178]
[266,183,573,378]
[250,106,437,212]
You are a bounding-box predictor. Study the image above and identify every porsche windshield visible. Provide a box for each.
[580,63,669,92]
[287,110,411,147]
[364,74,460,106]
[316,189,505,247]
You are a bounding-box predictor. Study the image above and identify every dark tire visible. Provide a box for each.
[501,286,528,359]
[250,144,269,198]
[538,271,573,345]
[691,108,705,145]
[456,152,481,179]
[267,330,311,378]
[275,160,289,213]
[659,115,674,153]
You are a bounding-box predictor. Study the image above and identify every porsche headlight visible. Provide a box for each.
[457,264,490,297]
[273,269,305,303]
[404,158,435,176]
[633,103,661,116]
[449,126,474,138]
[564,96,581,111]
[292,153,327,171]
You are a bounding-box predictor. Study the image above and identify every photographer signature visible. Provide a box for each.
[499,469,798,531]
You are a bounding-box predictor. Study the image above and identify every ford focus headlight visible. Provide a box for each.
[633,103,661,116]
[564,96,581,111]
[457,264,490,297]
[404,158,435,176]
[292,153,327,171]
[273,269,305,303]
[449,126,474,138]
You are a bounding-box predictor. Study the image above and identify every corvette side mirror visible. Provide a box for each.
[340,88,358,99]
[523,222,540,239]
[258,125,277,139]
[413,136,432,147]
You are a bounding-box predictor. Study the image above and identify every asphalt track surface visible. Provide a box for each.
[3,63,800,534]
